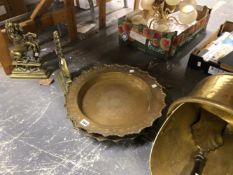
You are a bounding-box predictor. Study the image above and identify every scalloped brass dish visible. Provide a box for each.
[66,65,166,138]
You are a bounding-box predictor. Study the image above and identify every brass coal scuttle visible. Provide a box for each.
[150,74,233,175]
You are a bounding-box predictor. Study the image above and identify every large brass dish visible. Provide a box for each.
[66,65,166,138]
[150,74,233,175]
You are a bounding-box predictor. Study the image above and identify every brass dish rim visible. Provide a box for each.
[66,64,166,138]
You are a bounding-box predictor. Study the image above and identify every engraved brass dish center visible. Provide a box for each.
[79,72,151,126]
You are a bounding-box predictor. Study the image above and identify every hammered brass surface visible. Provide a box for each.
[150,74,233,175]
[80,72,151,126]
[190,74,233,126]
[191,109,226,152]
[66,65,166,138]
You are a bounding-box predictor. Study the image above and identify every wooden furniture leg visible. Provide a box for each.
[30,0,54,20]
[124,0,128,8]
[99,0,106,29]
[0,30,13,75]
[30,0,77,41]
[88,0,95,22]
[134,0,140,10]
[64,0,77,41]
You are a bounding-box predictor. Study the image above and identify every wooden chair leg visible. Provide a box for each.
[99,0,106,29]
[88,0,95,22]
[0,30,13,75]
[124,0,128,8]
[134,0,140,10]
[64,0,77,41]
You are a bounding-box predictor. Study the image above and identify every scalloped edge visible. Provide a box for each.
[66,64,166,138]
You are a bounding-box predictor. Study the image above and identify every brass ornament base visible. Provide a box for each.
[10,61,49,79]
[150,74,233,175]
[56,70,72,95]
[66,65,166,139]
[10,70,49,79]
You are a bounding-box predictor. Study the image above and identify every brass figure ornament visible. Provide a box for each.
[150,74,233,175]
[53,31,72,95]
[5,20,48,79]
